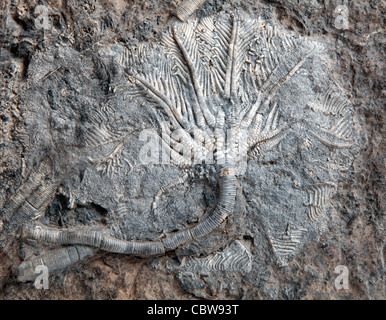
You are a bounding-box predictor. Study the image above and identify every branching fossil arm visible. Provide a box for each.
[307,128,353,148]
[125,69,191,131]
[249,129,288,158]
[259,44,317,104]
[172,25,215,128]
[240,93,262,128]
[247,101,287,151]
[224,18,238,99]
[302,120,353,149]
[162,123,209,159]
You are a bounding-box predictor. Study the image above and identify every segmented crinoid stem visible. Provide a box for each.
[189,166,236,239]
[17,246,97,282]
[163,164,236,249]
[175,0,207,21]
[22,163,236,256]
[22,225,166,256]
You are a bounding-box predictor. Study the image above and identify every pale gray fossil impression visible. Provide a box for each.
[0,11,355,282]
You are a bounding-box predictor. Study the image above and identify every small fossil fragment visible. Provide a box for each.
[269,225,307,267]
[17,246,97,282]
[177,240,252,273]
[304,183,337,221]
[175,0,207,22]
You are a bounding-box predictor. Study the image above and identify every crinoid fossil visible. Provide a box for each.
[0,11,355,282]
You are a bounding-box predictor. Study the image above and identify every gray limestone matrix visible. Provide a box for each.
[0,12,355,282]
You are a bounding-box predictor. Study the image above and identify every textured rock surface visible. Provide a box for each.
[0,0,384,300]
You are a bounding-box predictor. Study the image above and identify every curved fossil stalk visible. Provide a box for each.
[21,165,236,256]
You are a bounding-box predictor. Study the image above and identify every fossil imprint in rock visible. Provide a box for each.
[0,12,355,281]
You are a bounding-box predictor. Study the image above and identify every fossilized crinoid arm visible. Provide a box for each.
[178,240,252,273]
[304,183,337,221]
[0,159,58,251]
[304,88,354,149]
[269,226,307,267]
[306,116,354,149]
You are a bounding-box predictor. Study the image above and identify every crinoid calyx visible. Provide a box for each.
[4,11,355,281]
